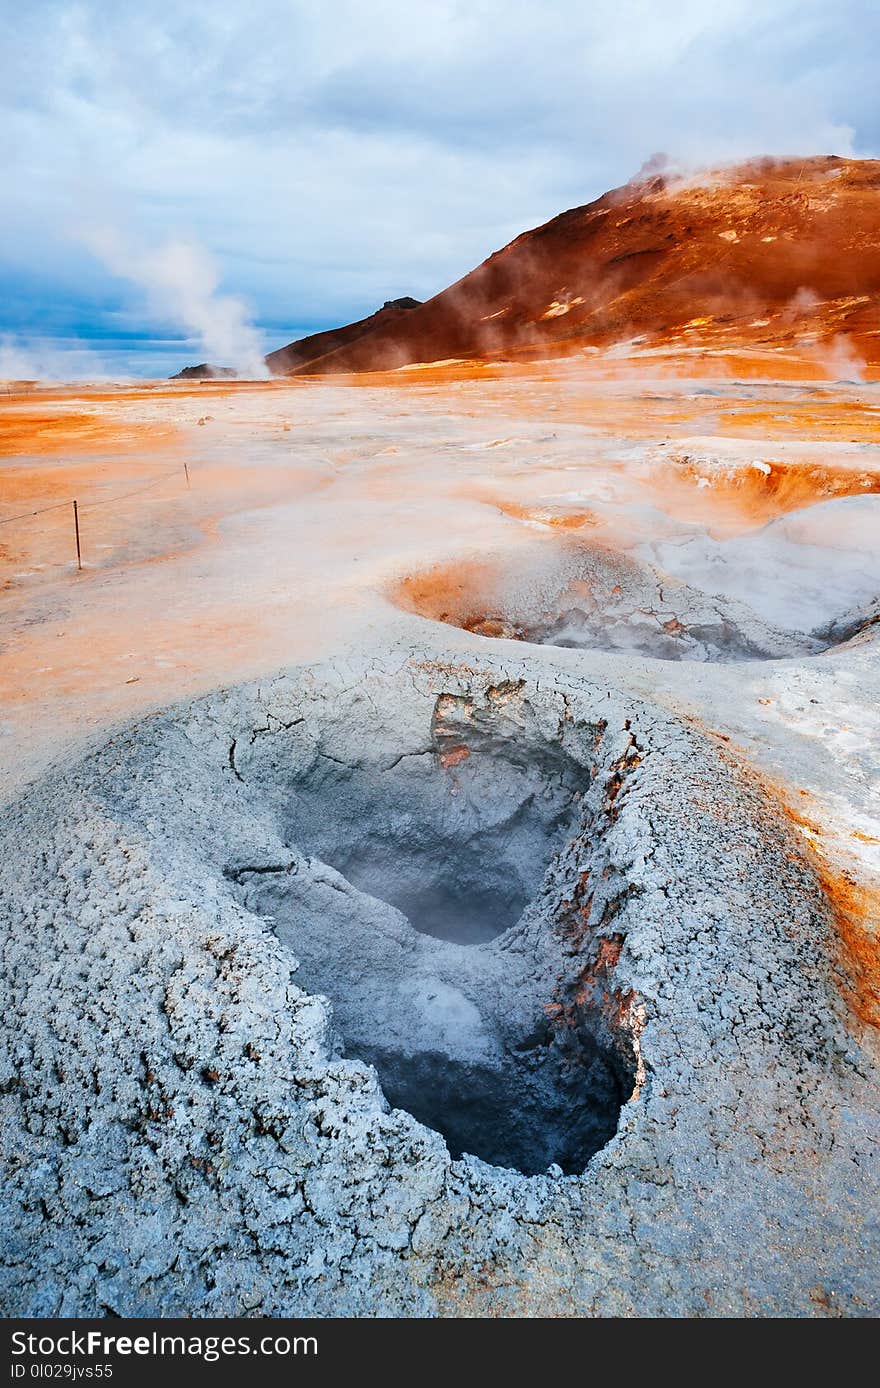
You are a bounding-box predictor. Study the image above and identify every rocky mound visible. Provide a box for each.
[170,364,240,381]
[170,300,423,380]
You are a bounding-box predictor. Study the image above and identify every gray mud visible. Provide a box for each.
[400,539,841,662]
[2,647,878,1316]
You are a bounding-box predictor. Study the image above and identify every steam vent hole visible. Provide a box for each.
[392,549,832,662]
[231,689,636,1174]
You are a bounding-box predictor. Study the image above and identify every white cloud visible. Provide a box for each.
[0,1,875,373]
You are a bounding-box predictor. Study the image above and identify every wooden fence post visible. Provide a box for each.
[73,499,82,571]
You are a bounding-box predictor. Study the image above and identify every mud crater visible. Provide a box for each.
[231,683,637,1174]
[393,542,832,662]
[280,690,583,945]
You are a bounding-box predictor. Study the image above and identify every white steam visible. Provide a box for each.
[84,230,268,378]
[0,335,113,383]
[817,334,865,383]
[637,493,880,633]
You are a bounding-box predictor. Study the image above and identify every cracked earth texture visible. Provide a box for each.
[1,650,878,1316]
[1,366,879,1317]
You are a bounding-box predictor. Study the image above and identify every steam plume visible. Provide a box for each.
[0,335,111,382]
[84,229,268,378]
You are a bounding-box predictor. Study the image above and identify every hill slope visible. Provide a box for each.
[264,297,421,374]
[282,157,880,375]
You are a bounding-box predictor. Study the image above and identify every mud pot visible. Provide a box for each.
[393,538,856,661]
[2,649,876,1316]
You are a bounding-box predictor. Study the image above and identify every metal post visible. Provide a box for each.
[73,499,82,571]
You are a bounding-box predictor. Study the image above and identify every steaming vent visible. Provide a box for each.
[392,538,867,662]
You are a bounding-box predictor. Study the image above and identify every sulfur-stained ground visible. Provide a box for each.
[1,356,878,1315]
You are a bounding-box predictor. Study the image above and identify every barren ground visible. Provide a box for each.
[2,354,879,906]
[1,353,879,1315]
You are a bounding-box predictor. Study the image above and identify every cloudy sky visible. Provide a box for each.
[2,0,878,376]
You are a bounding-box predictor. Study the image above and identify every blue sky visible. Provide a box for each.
[2,0,878,377]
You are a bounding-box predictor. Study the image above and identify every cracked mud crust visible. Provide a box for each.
[393,538,845,663]
[1,646,878,1317]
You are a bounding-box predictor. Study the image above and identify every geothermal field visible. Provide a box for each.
[2,158,880,1317]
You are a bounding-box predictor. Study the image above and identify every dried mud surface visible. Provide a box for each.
[2,655,878,1317]
[1,364,879,1316]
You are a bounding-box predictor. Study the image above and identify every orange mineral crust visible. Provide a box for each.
[0,406,180,458]
[653,455,880,528]
[780,800,880,1031]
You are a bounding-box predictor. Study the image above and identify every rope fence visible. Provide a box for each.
[0,499,72,526]
[0,462,194,570]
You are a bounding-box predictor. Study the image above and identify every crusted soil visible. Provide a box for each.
[394,539,836,662]
[1,650,878,1316]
